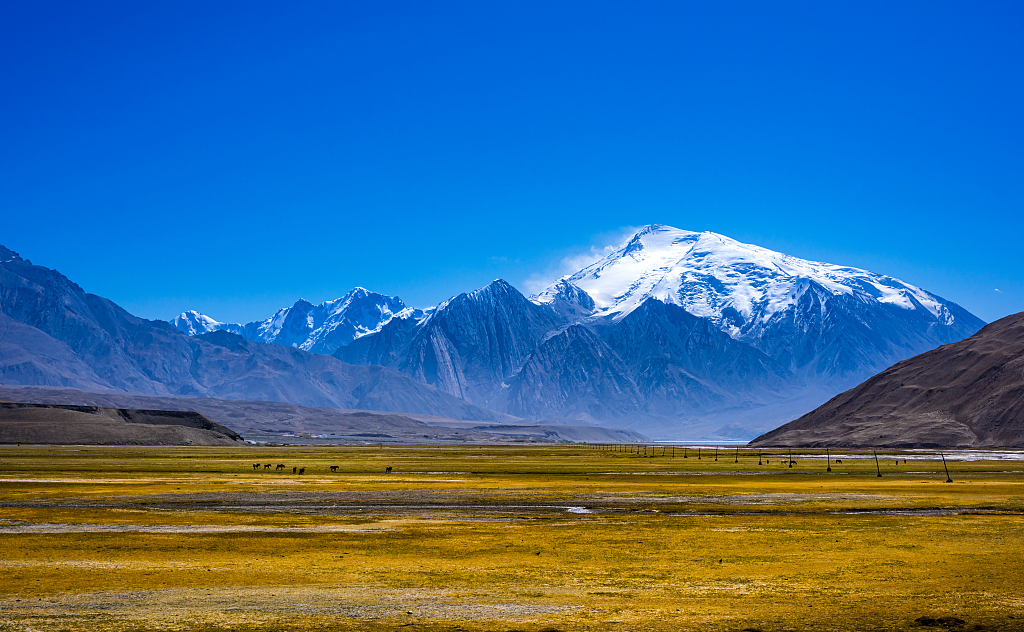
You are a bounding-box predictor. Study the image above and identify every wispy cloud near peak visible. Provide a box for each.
[523,226,642,296]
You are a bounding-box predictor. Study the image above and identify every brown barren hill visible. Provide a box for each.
[0,401,244,445]
[749,312,1024,448]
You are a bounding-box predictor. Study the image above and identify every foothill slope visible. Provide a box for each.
[750,312,1024,448]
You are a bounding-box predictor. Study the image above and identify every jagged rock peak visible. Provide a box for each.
[532,279,595,309]
[0,245,24,264]
[430,279,524,314]
[470,279,518,299]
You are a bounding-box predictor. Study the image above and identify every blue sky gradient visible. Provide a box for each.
[2,1,1022,324]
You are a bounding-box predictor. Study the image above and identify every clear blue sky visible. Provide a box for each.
[2,1,1022,324]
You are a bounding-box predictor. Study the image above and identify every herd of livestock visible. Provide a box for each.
[250,463,394,474]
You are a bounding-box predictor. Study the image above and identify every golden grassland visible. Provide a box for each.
[0,444,1022,632]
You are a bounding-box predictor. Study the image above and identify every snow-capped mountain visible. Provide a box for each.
[172,311,243,336]
[245,288,414,354]
[172,288,420,355]
[533,225,984,381]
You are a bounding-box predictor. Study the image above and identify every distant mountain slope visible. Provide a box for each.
[0,310,112,390]
[749,312,1024,448]
[534,225,984,382]
[496,300,798,423]
[172,288,420,355]
[0,245,509,422]
[336,226,985,439]
[498,324,642,421]
[601,298,795,412]
[399,280,564,404]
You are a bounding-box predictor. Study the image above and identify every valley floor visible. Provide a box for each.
[0,445,1022,631]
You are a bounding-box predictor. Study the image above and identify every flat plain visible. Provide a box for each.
[0,445,1022,632]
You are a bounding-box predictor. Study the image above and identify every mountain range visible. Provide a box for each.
[172,225,983,438]
[0,245,508,423]
[2,225,988,440]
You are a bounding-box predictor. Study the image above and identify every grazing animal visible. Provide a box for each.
[835,459,843,464]
[276,464,285,471]
[299,467,305,475]
[292,467,297,474]
[790,460,797,466]
[330,466,338,472]
[385,466,393,473]
[264,463,271,470]
[252,463,260,470]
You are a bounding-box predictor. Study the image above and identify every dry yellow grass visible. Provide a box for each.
[1,445,1022,631]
